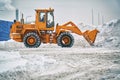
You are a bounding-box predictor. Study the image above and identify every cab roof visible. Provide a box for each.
[35,8,54,12]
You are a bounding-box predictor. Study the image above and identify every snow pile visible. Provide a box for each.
[96,19,120,49]
[0,51,27,73]
[72,33,91,48]
[73,24,96,48]
[76,19,120,49]
[74,23,96,47]
[0,39,25,50]
[78,23,96,32]
[0,50,58,80]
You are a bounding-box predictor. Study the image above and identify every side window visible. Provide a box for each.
[39,12,45,22]
[47,12,54,28]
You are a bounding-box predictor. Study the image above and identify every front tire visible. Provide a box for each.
[23,32,41,48]
[57,32,74,47]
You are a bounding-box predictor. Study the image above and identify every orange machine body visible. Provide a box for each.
[10,8,99,48]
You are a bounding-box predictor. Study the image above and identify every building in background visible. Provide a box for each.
[16,9,19,21]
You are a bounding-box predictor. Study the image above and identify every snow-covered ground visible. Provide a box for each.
[0,19,120,80]
[0,47,120,80]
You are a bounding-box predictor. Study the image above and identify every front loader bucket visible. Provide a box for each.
[83,29,99,45]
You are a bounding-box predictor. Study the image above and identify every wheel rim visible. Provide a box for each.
[27,36,36,45]
[62,36,70,45]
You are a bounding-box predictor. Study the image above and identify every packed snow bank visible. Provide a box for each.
[76,19,120,49]
[0,39,25,50]
[0,52,58,80]
[73,24,96,48]
[95,19,120,49]
[0,51,27,73]
[72,33,91,48]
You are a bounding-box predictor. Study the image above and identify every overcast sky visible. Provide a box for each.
[0,0,120,25]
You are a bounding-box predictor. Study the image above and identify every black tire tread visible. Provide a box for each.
[23,32,41,48]
[57,32,74,47]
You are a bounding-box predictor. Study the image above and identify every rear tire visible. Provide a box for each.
[23,32,41,48]
[57,32,74,47]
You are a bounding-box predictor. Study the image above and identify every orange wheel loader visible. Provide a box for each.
[10,8,99,48]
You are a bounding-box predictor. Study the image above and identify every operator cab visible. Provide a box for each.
[35,8,54,31]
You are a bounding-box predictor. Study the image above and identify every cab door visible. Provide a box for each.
[37,12,47,30]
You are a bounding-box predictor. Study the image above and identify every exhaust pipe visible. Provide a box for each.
[21,13,24,24]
